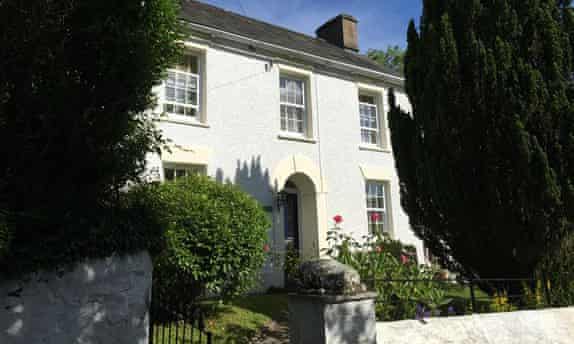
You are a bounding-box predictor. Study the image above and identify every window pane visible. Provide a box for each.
[359,95,376,104]
[360,97,379,144]
[280,77,304,106]
[166,72,176,86]
[166,87,175,101]
[366,181,386,210]
[164,104,174,114]
[176,89,186,103]
[184,107,197,117]
[164,164,206,181]
[175,55,199,74]
[297,121,304,133]
[164,168,175,181]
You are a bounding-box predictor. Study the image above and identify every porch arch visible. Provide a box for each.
[270,155,328,259]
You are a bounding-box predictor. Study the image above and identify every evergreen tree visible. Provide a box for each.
[0,0,182,270]
[389,0,574,278]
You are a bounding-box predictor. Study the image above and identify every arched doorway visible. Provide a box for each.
[270,155,328,287]
[278,173,320,261]
[278,173,319,288]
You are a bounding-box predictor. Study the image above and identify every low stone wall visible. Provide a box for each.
[0,252,153,344]
[377,307,574,344]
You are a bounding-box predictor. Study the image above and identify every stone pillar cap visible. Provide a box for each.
[296,259,367,296]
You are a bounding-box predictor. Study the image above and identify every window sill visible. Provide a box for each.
[278,134,317,144]
[359,145,391,153]
[160,116,210,128]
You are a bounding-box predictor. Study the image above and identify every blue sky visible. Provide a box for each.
[199,0,422,52]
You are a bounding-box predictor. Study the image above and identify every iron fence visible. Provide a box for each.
[149,283,214,344]
[365,275,564,321]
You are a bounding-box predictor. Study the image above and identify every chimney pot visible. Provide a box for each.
[316,14,359,52]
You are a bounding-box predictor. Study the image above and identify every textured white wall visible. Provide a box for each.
[377,307,574,344]
[150,43,425,287]
[0,252,152,344]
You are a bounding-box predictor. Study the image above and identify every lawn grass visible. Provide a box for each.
[443,283,493,314]
[203,293,288,343]
[152,293,289,344]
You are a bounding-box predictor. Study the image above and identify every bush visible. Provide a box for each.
[0,0,181,277]
[324,224,450,321]
[144,175,270,310]
[0,212,9,260]
[538,232,574,306]
[0,187,167,278]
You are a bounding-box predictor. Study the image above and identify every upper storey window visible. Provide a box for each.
[280,76,307,135]
[359,94,380,146]
[163,55,200,119]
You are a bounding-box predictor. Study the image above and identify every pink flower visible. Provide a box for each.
[401,254,409,265]
[370,212,381,222]
[333,215,343,224]
[263,244,270,253]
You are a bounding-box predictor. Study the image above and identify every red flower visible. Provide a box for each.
[401,254,409,265]
[370,212,381,222]
[263,244,270,253]
[333,215,343,224]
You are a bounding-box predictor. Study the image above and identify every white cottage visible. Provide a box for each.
[146,0,425,288]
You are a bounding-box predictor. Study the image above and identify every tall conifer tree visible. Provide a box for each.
[389,0,574,277]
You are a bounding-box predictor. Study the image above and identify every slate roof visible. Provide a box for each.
[179,1,400,77]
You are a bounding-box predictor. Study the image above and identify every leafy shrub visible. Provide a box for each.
[0,211,9,260]
[538,232,574,306]
[144,175,270,310]
[0,0,181,277]
[324,223,450,321]
[0,187,167,278]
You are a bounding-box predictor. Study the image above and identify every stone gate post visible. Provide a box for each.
[288,259,377,344]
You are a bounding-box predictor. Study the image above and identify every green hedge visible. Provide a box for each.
[0,189,167,279]
[539,232,574,306]
[0,212,9,260]
[143,175,270,308]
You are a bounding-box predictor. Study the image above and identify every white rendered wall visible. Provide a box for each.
[0,252,152,344]
[149,42,425,287]
[377,307,574,344]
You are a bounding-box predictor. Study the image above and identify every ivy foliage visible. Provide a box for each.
[0,1,182,276]
[142,176,271,306]
[389,0,574,278]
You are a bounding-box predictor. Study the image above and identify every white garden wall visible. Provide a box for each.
[0,252,152,344]
[377,307,574,344]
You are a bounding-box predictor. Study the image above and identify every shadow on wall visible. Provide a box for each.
[215,156,273,206]
[0,253,152,344]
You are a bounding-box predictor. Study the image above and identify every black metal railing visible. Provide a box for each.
[149,285,214,344]
[365,275,564,322]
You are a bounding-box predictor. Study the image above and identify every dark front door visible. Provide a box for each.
[284,192,299,289]
[284,192,299,251]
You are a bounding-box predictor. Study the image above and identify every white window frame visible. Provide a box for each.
[161,54,202,122]
[359,94,381,146]
[162,163,206,182]
[280,75,307,137]
[366,180,389,234]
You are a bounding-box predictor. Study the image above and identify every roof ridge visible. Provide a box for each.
[180,0,401,78]
[184,1,356,53]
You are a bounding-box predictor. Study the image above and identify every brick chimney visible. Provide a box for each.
[316,14,359,52]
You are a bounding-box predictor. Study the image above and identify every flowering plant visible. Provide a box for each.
[324,215,450,321]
